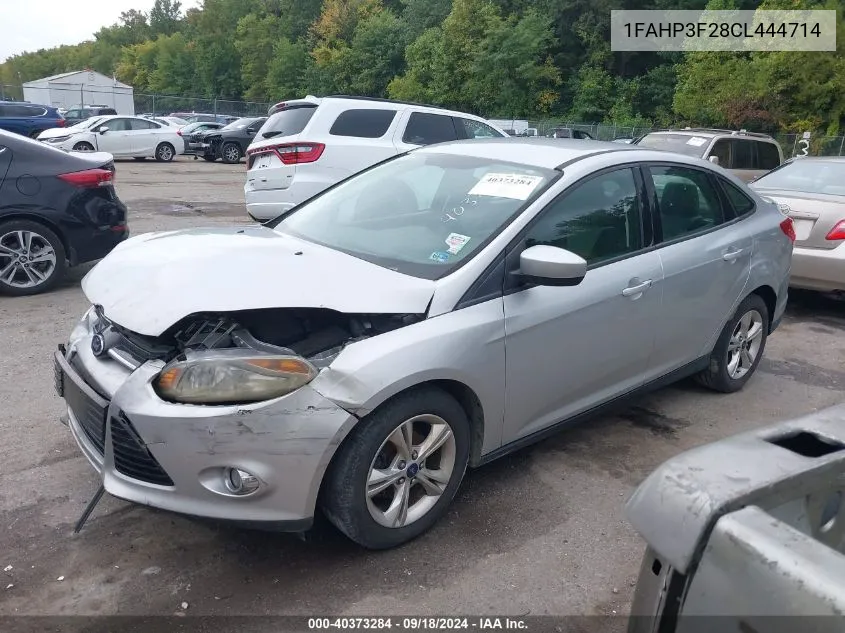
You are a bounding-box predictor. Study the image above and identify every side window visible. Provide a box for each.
[330,109,397,138]
[709,139,731,167]
[25,106,46,116]
[455,118,503,139]
[65,109,80,119]
[731,139,754,169]
[720,179,755,216]
[130,119,159,130]
[648,165,725,241]
[524,168,643,265]
[247,118,266,132]
[757,142,781,170]
[402,112,458,145]
[105,119,131,131]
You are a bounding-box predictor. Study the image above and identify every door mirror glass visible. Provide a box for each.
[98,126,109,134]
[518,245,587,287]
[708,155,720,165]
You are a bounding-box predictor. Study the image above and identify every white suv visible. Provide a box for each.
[244,96,508,221]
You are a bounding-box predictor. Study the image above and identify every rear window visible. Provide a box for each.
[259,105,317,139]
[636,133,710,158]
[329,109,397,138]
[757,142,781,170]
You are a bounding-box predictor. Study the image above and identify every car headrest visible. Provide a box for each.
[660,182,699,217]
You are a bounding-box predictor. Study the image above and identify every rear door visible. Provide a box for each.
[245,104,318,195]
[95,118,133,155]
[128,118,161,155]
[645,163,752,376]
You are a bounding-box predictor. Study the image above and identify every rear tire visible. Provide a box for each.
[221,142,242,164]
[695,294,769,393]
[0,219,67,296]
[72,142,94,152]
[155,142,175,162]
[321,387,470,550]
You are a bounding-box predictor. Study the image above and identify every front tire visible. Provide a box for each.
[695,294,769,393]
[321,387,470,550]
[0,219,67,296]
[221,142,242,164]
[72,141,94,152]
[155,142,175,162]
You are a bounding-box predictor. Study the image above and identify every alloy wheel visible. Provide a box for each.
[366,414,457,529]
[727,309,764,380]
[0,230,57,289]
[224,145,240,162]
[158,145,173,161]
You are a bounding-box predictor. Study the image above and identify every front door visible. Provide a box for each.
[644,164,752,376]
[95,118,132,155]
[502,166,663,444]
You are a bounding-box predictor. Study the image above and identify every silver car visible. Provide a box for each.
[54,139,794,549]
[751,157,845,293]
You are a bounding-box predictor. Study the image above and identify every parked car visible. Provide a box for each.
[750,157,845,293]
[0,101,65,138]
[55,138,792,548]
[197,116,267,163]
[547,127,594,139]
[0,129,128,296]
[147,116,189,127]
[37,115,183,162]
[178,121,225,156]
[613,137,635,144]
[63,106,118,126]
[634,128,783,182]
[245,95,508,220]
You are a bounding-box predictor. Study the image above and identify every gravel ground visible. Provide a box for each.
[1,157,843,627]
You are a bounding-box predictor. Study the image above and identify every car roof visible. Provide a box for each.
[644,128,776,141]
[416,138,641,170]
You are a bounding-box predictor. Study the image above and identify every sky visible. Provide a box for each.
[0,0,201,63]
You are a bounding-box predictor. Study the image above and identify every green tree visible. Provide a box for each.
[149,0,183,37]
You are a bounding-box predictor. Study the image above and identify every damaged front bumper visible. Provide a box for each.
[54,324,358,530]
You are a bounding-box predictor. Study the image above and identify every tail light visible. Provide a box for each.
[58,168,114,188]
[246,142,325,169]
[825,220,845,241]
[177,129,182,136]
[56,119,66,127]
[779,217,796,242]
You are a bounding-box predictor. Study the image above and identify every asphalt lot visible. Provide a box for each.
[1,157,844,622]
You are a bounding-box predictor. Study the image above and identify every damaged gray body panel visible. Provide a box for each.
[627,403,845,630]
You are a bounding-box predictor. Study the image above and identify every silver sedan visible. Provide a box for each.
[55,139,793,549]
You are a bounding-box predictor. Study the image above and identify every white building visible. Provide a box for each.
[22,70,134,114]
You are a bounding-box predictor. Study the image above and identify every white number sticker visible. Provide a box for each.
[468,173,543,200]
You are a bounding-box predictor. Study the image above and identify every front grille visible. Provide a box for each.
[59,356,108,455]
[110,414,174,486]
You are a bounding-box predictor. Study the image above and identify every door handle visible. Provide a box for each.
[622,280,652,297]
[723,248,745,262]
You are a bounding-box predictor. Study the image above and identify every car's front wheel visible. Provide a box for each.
[0,219,67,296]
[221,142,242,164]
[321,387,470,549]
[696,294,769,393]
[72,142,94,152]
[155,142,175,162]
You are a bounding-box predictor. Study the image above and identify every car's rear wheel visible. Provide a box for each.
[321,387,470,550]
[695,294,769,393]
[155,142,175,162]
[72,142,94,152]
[221,142,242,164]
[0,219,67,296]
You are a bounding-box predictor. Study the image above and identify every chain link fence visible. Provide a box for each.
[4,82,845,156]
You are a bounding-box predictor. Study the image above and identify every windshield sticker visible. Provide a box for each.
[429,251,450,263]
[468,173,543,200]
[686,137,707,147]
[445,233,471,254]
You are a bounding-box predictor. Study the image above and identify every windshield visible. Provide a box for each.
[636,133,710,158]
[76,116,106,130]
[271,152,557,280]
[222,117,258,131]
[752,160,845,195]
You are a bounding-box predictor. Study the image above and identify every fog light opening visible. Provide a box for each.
[224,468,260,496]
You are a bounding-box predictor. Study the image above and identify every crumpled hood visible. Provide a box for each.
[82,225,436,336]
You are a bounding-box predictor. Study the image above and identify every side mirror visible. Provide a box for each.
[98,126,109,135]
[708,155,720,166]
[517,245,587,287]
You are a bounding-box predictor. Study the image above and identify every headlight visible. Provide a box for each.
[155,349,317,404]
[45,135,70,143]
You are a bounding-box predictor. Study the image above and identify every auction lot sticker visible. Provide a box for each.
[469,173,543,200]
